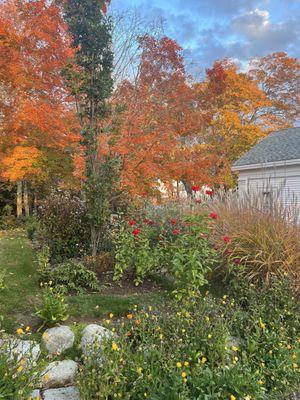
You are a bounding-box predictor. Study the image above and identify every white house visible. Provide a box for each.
[232,127,300,206]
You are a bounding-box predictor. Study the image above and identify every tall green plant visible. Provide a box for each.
[63,0,117,255]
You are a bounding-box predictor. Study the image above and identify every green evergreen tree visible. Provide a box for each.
[63,0,117,255]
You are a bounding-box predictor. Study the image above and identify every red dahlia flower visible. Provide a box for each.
[209,212,218,219]
[170,219,177,225]
[133,228,141,236]
[144,218,155,225]
[205,189,214,197]
[172,229,180,235]
[192,185,200,192]
[222,235,231,243]
[129,220,136,226]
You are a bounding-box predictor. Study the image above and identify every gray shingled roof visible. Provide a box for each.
[233,127,300,168]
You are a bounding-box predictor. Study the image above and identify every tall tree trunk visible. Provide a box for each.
[17,181,23,218]
[23,181,30,217]
[33,189,38,214]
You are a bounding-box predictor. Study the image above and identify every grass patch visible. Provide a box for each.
[67,291,169,321]
[0,231,171,331]
[0,230,40,332]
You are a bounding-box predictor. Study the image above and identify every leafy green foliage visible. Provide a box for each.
[0,204,17,230]
[43,259,100,294]
[113,214,219,295]
[35,285,69,328]
[25,215,40,241]
[37,191,90,261]
[77,280,300,399]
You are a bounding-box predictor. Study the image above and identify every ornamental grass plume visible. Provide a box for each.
[210,187,300,289]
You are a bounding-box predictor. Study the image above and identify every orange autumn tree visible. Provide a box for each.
[114,35,212,197]
[249,52,300,129]
[193,58,299,187]
[0,0,79,216]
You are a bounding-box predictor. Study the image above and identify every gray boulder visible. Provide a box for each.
[81,324,112,359]
[42,326,75,355]
[41,360,78,389]
[30,389,41,399]
[0,338,40,364]
[43,386,80,400]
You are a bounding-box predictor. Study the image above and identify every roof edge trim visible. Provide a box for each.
[232,158,300,172]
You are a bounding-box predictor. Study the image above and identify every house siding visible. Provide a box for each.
[237,164,300,206]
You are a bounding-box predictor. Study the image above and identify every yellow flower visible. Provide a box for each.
[109,313,114,319]
[244,396,252,400]
[269,350,273,354]
[105,320,110,325]
[207,334,212,339]
[176,362,182,368]
[16,328,24,335]
[148,305,152,311]
[231,346,238,352]
[42,332,50,341]
[205,316,210,322]
[201,357,207,364]
[44,374,50,382]
[111,342,119,351]
[260,321,266,330]
[258,380,264,385]
[184,361,189,366]
[136,367,143,374]
[292,363,298,369]
[181,372,187,378]
[25,326,30,333]
[230,395,236,400]
[127,314,133,319]
[159,334,164,340]
[17,365,24,373]
[287,344,292,350]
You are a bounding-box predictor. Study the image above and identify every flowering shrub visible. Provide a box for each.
[113,214,219,294]
[35,284,69,328]
[37,190,90,261]
[77,279,300,399]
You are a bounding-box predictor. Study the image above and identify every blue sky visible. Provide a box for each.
[111,0,299,75]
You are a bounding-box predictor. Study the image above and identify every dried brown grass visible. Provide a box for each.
[210,188,300,288]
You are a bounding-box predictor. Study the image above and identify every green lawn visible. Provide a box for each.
[0,230,40,332]
[0,231,170,332]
